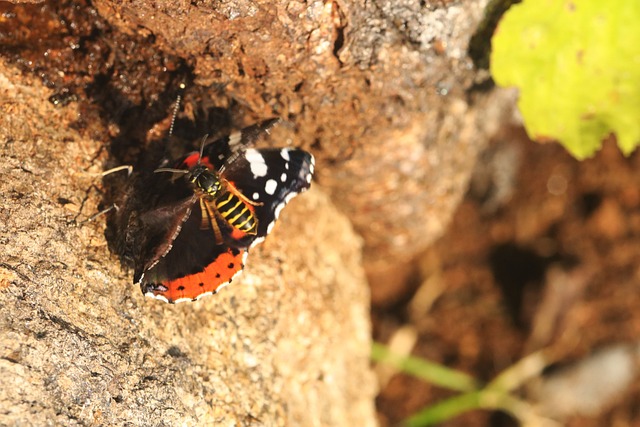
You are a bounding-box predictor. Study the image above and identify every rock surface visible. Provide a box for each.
[0,62,375,426]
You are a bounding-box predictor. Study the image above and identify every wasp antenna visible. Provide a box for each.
[169,82,187,137]
[154,167,190,175]
[197,134,209,165]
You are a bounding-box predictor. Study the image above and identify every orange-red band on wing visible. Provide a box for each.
[146,248,246,303]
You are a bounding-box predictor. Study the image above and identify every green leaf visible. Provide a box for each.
[491,0,640,159]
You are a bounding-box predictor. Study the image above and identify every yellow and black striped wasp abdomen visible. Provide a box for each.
[214,190,258,235]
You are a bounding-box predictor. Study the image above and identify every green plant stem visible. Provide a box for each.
[403,389,543,427]
[402,391,483,427]
[371,342,479,392]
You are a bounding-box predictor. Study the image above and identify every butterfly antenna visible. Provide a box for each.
[169,82,186,137]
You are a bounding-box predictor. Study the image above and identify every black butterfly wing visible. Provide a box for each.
[175,118,281,171]
[220,147,315,247]
[132,195,197,281]
[109,164,196,283]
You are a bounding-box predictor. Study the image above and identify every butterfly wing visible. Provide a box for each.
[139,201,247,303]
[111,119,311,303]
[113,160,247,303]
[219,147,315,248]
[132,195,197,281]
[109,163,196,281]
[176,118,281,171]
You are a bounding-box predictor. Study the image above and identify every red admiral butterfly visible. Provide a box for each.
[109,119,314,303]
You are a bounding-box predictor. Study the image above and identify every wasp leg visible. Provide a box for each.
[200,198,224,245]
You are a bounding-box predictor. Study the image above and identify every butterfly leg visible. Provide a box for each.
[78,203,119,226]
[101,165,133,177]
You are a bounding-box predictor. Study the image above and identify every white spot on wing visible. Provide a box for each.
[245,149,268,178]
[267,221,275,234]
[280,149,290,161]
[265,179,278,195]
[280,172,287,182]
[306,173,312,184]
[252,192,260,200]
